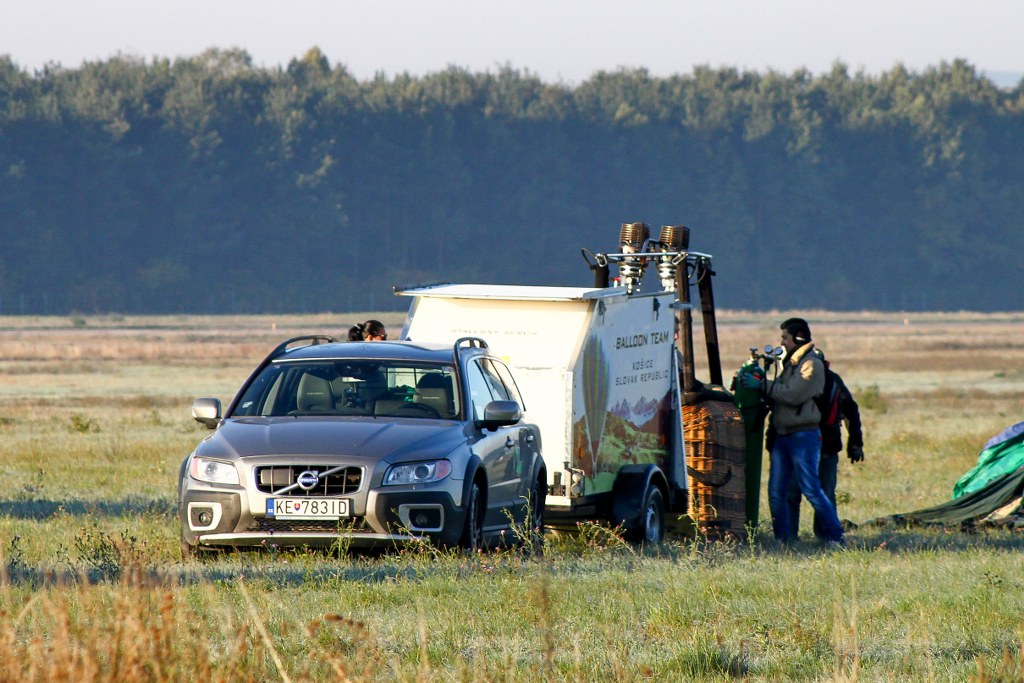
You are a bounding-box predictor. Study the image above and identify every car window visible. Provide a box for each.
[488,359,525,409]
[231,360,460,419]
[464,360,496,421]
[477,359,511,401]
[233,365,287,416]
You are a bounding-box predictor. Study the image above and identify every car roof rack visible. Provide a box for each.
[269,335,337,359]
[455,337,488,350]
[454,337,488,366]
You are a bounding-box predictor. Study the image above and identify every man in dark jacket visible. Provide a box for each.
[785,349,864,539]
[741,318,845,545]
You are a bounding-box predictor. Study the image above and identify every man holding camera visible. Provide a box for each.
[785,349,864,539]
[741,317,846,546]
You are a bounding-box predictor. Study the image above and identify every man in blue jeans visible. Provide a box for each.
[783,349,865,539]
[741,318,845,545]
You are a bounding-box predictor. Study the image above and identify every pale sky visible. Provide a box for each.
[3,0,1023,86]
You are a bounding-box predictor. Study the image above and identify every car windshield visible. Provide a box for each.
[231,360,461,420]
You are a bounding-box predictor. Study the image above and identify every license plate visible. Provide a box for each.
[266,498,349,519]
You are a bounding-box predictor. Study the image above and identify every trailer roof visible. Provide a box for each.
[395,283,628,301]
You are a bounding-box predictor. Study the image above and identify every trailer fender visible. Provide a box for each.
[611,464,668,532]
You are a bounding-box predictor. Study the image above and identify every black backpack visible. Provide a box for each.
[816,369,841,428]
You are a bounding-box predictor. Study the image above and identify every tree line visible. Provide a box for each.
[1,48,1022,314]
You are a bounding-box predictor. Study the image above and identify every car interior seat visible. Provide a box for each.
[415,373,453,417]
[296,373,334,413]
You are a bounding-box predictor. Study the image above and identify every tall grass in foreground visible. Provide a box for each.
[3,312,1024,680]
[4,533,1024,681]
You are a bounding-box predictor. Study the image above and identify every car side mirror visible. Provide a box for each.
[477,400,521,430]
[192,398,222,429]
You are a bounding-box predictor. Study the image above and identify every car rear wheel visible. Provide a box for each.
[460,481,484,552]
[523,475,546,552]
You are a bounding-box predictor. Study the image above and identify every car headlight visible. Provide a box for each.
[189,457,240,485]
[383,460,452,486]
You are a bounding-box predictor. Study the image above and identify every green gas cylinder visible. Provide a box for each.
[732,358,768,529]
[733,360,766,410]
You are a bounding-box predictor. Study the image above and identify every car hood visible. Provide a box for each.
[195,416,468,463]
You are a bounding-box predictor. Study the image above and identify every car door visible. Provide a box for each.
[464,359,520,527]
[486,358,538,523]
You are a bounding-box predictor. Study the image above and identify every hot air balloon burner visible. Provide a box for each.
[654,224,689,292]
[618,221,650,294]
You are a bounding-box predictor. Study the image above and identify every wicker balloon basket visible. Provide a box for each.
[683,400,748,540]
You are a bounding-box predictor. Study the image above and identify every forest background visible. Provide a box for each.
[1,48,1022,315]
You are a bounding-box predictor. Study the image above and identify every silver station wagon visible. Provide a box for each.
[178,336,546,557]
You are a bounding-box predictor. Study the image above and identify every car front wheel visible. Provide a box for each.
[180,532,197,560]
[459,481,484,552]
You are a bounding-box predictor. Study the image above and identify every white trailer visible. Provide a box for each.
[397,224,732,542]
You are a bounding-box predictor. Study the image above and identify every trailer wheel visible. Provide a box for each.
[460,481,484,552]
[633,486,665,545]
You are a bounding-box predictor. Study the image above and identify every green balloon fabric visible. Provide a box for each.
[952,421,1024,499]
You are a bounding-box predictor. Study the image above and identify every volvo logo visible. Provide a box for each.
[296,470,321,491]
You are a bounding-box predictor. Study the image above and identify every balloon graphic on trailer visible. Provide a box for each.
[581,334,610,474]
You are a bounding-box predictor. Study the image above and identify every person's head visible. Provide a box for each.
[779,317,811,354]
[347,325,363,341]
[361,319,387,341]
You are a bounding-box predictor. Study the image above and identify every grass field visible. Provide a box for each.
[2,310,1024,681]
